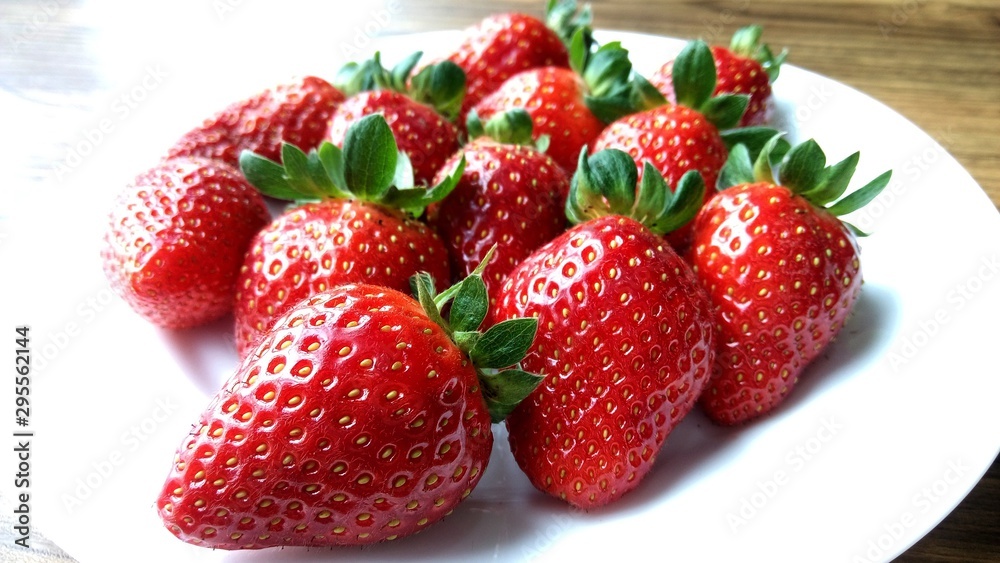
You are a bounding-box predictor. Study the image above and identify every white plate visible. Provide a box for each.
[4,23,999,563]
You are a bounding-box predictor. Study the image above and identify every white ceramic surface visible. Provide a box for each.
[4,27,999,563]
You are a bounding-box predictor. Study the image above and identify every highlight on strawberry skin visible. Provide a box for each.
[156,250,542,548]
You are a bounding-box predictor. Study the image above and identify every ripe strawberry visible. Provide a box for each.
[101,157,270,329]
[442,0,593,124]
[492,149,716,508]
[592,39,773,251]
[166,76,344,167]
[156,265,542,548]
[649,25,786,126]
[233,114,465,357]
[687,137,891,425]
[471,29,664,175]
[428,110,570,308]
[328,53,464,185]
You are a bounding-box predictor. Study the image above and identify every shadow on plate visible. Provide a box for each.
[764,281,902,414]
[591,281,903,517]
[159,315,240,396]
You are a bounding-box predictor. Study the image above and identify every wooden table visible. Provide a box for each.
[2,0,997,561]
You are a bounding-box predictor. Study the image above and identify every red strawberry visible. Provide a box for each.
[101,157,270,329]
[328,53,464,185]
[156,267,542,548]
[592,39,769,251]
[687,137,891,425]
[428,110,570,307]
[445,1,581,124]
[593,104,728,195]
[649,25,786,126]
[233,114,465,357]
[492,149,716,508]
[472,31,663,175]
[167,76,344,167]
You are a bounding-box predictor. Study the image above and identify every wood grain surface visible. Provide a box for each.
[1,0,997,561]
[385,0,1000,212]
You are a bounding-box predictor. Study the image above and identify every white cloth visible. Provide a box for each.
[0,495,76,563]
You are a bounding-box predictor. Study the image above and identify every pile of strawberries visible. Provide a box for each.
[100,0,891,551]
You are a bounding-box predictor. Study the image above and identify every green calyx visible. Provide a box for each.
[563,23,666,124]
[566,148,706,235]
[465,108,550,153]
[411,246,543,423]
[719,135,893,235]
[334,51,467,122]
[239,113,465,217]
[671,39,749,130]
[720,126,787,160]
[546,0,593,48]
[729,25,787,82]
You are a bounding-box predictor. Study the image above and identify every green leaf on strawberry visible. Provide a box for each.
[410,246,542,422]
[472,319,537,370]
[806,151,860,205]
[334,51,417,95]
[343,113,399,199]
[721,135,893,234]
[449,274,489,333]
[563,27,666,124]
[566,148,706,235]
[466,108,549,152]
[409,58,467,123]
[671,39,750,129]
[546,0,593,47]
[239,113,465,218]
[672,38,718,109]
[720,126,791,163]
[334,51,466,122]
[729,24,787,82]
[479,368,544,422]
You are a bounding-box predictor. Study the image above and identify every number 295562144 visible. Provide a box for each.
[15,326,30,427]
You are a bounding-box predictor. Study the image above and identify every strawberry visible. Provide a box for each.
[233,114,465,357]
[101,157,270,329]
[156,261,542,548]
[444,7,571,123]
[591,39,775,251]
[166,76,344,168]
[328,53,464,185]
[471,28,664,175]
[649,25,786,126]
[428,109,571,309]
[492,149,716,508]
[687,137,891,425]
